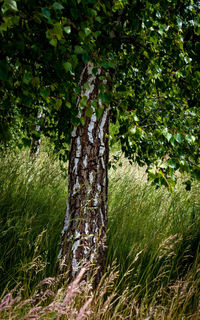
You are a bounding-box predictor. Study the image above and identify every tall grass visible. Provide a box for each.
[0,150,67,294]
[108,160,200,288]
[0,151,200,319]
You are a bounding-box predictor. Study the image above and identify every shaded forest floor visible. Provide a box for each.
[0,150,200,319]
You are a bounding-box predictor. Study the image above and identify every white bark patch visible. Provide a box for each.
[101,157,105,169]
[81,62,98,100]
[35,139,41,157]
[71,127,77,137]
[80,62,100,144]
[85,222,89,235]
[95,226,99,234]
[61,198,70,235]
[73,158,79,175]
[93,228,98,244]
[90,253,95,262]
[35,109,44,132]
[73,177,81,195]
[72,231,81,276]
[104,201,107,215]
[100,209,105,227]
[36,125,40,132]
[84,247,88,256]
[76,136,81,157]
[99,146,105,156]
[84,85,95,99]
[72,231,81,251]
[93,191,99,206]
[89,171,94,185]
[97,184,101,192]
[83,155,88,168]
[88,110,97,143]
[99,107,110,146]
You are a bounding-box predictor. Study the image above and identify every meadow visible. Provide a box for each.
[0,150,200,319]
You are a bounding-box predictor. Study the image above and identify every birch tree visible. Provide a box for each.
[0,0,200,280]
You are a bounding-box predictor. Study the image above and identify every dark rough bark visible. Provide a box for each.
[59,63,111,282]
[30,137,41,157]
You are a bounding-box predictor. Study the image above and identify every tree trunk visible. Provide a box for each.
[59,62,110,283]
[30,109,44,158]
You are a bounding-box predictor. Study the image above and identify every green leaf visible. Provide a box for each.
[4,0,18,11]
[165,133,172,142]
[63,62,72,72]
[91,101,97,108]
[74,45,84,54]
[65,102,71,108]
[108,61,115,69]
[160,162,168,169]
[85,107,93,118]
[23,72,32,84]
[49,38,57,47]
[133,114,139,122]
[52,23,63,40]
[83,82,90,90]
[129,127,137,135]
[168,159,177,169]
[95,16,101,23]
[80,117,85,126]
[84,27,91,36]
[96,107,103,120]
[170,136,175,147]
[162,129,172,142]
[192,169,200,180]
[53,2,64,10]
[40,87,50,98]
[194,26,200,35]
[101,61,110,69]
[64,26,71,34]
[185,134,195,144]
[99,91,112,103]
[177,17,183,31]
[41,8,51,20]
[81,54,90,64]
[80,95,88,107]
[55,98,62,110]
[174,133,183,143]
[92,67,98,75]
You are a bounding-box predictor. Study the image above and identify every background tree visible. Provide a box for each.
[0,0,200,280]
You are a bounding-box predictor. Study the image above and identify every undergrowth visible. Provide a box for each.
[0,150,200,319]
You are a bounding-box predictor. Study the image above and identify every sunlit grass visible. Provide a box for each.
[0,150,200,319]
[0,150,67,294]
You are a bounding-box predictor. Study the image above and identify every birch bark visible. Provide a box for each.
[30,109,44,157]
[59,63,111,282]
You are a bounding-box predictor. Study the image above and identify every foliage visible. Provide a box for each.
[0,0,200,186]
[0,151,200,318]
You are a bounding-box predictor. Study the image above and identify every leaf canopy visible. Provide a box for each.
[0,0,200,187]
